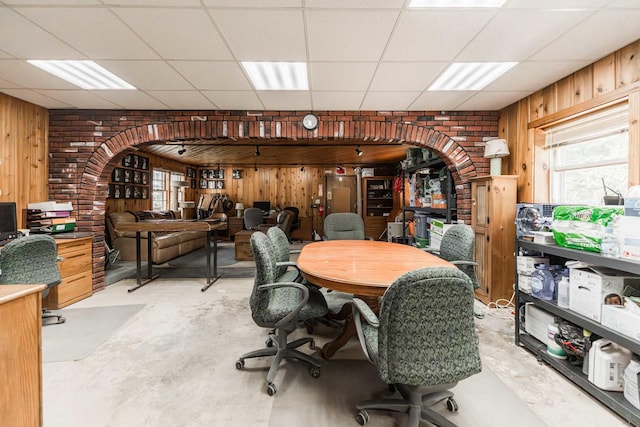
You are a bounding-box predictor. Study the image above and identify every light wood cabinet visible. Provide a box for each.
[470,175,518,305]
[0,284,46,427]
[43,236,93,309]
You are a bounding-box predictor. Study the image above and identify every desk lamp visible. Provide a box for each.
[484,139,510,175]
[235,202,244,218]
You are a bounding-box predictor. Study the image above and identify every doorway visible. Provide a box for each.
[325,175,357,215]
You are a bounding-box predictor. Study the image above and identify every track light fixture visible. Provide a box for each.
[178,145,186,155]
[254,164,258,172]
[355,146,363,156]
[300,166,305,172]
[255,145,260,156]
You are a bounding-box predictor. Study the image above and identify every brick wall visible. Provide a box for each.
[47,109,498,291]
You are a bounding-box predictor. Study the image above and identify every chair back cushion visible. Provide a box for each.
[283,206,300,230]
[0,234,62,287]
[438,224,478,289]
[244,208,264,230]
[377,266,481,386]
[267,227,291,278]
[324,213,365,240]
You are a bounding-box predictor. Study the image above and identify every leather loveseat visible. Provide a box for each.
[106,210,206,264]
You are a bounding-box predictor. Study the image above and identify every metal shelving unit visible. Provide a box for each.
[515,240,640,426]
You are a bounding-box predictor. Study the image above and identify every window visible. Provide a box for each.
[152,169,168,211]
[546,104,629,205]
[170,172,185,212]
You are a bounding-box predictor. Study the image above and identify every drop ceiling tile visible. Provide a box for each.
[36,90,122,109]
[98,61,192,90]
[212,9,306,61]
[311,91,364,110]
[0,60,78,89]
[361,91,420,110]
[0,8,84,59]
[306,0,404,8]
[17,7,158,60]
[532,10,640,61]
[384,10,495,62]
[145,91,217,110]
[256,91,311,110]
[306,10,398,61]
[0,89,73,108]
[170,61,252,90]
[3,0,101,4]
[608,0,640,7]
[0,50,14,59]
[456,91,531,110]
[202,91,263,110]
[108,0,201,5]
[409,91,475,111]
[90,90,170,109]
[369,62,447,91]
[0,78,19,89]
[113,8,232,60]
[309,63,377,91]
[457,10,592,62]
[504,0,609,8]
[203,0,301,7]
[485,60,591,91]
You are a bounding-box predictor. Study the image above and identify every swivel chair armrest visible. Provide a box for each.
[421,248,440,256]
[56,256,64,262]
[289,249,301,254]
[276,260,298,268]
[365,236,374,241]
[450,260,477,267]
[352,298,379,328]
[258,282,310,328]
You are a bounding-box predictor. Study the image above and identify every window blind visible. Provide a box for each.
[545,104,629,148]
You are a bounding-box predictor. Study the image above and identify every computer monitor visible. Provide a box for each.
[0,202,18,241]
[252,201,271,215]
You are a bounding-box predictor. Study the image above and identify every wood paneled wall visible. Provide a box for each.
[500,39,640,202]
[0,93,49,228]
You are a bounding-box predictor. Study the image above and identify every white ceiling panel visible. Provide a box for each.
[256,91,311,110]
[306,10,398,61]
[384,10,495,62]
[0,89,73,108]
[99,61,193,90]
[0,78,20,89]
[108,0,201,5]
[0,8,83,59]
[361,91,420,111]
[3,0,101,4]
[457,10,592,62]
[312,91,364,110]
[16,7,159,60]
[36,90,122,109]
[456,91,531,110]
[145,91,217,110]
[369,62,447,91]
[485,60,591,92]
[203,0,302,7]
[532,10,640,61]
[212,9,306,61]
[504,0,609,8]
[113,8,232,61]
[170,61,252,91]
[202,91,262,110]
[309,63,377,91]
[89,90,170,109]
[409,91,475,111]
[0,60,78,89]
[608,0,640,7]
[306,0,404,8]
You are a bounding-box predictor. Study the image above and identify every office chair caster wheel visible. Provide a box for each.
[265,337,274,347]
[267,383,277,396]
[309,366,321,378]
[446,397,458,412]
[356,410,369,425]
[388,384,397,393]
[235,359,244,370]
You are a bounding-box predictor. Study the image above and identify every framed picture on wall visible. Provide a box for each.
[123,169,132,183]
[207,180,216,189]
[216,180,224,189]
[133,170,141,184]
[107,184,114,198]
[112,167,124,182]
[133,155,140,169]
[124,185,133,199]
[199,169,207,179]
[199,179,207,189]
[140,156,149,170]
[232,169,242,179]
[141,172,148,185]
[191,179,196,189]
[122,154,133,167]
[133,186,142,199]
[141,187,149,199]
[113,185,123,199]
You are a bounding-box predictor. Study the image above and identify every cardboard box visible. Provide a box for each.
[601,304,640,342]
[569,265,640,323]
[429,233,442,251]
[624,197,640,216]
[429,219,454,237]
[518,274,533,294]
[517,256,550,275]
[620,216,640,261]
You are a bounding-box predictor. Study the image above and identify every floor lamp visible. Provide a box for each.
[484,139,510,175]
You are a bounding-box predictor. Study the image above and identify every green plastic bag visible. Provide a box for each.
[552,206,624,252]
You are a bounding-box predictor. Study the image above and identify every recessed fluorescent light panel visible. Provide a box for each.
[428,62,517,91]
[28,60,135,90]
[409,0,506,7]
[241,61,308,91]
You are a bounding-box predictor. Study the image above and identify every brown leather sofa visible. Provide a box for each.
[106,210,206,264]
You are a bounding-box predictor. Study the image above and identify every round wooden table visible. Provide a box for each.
[297,240,454,358]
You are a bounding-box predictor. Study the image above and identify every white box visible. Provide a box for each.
[524,303,557,344]
[516,256,550,275]
[27,201,73,211]
[601,304,640,342]
[361,168,374,177]
[429,233,442,251]
[569,266,640,323]
[620,216,640,261]
[429,219,454,237]
[518,274,533,294]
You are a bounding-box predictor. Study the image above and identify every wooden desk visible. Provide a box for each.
[297,240,453,358]
[116,219,226,292]
[44,236,93,309]
[0,284,46,427]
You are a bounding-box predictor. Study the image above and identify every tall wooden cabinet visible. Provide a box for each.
[470,175,518,305]
[363,176,395,240]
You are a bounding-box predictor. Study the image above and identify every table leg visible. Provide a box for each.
[201,229,221,292]
[128,231,159,293]
[320,295,380,359]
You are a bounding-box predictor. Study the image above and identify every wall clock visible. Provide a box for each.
[302,114,318,131]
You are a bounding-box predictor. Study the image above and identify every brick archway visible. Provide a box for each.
[80,119,479,291]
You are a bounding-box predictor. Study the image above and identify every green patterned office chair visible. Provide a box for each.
[267,226,302,283]
[352,266,481,427]
[235,231,328,396]
[323,213,372,240]
[0,234,66,325]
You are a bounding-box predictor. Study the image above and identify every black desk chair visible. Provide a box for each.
[0,234,66,325]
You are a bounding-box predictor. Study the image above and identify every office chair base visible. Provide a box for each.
[236,330,322,396]
[42,310,66,325]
